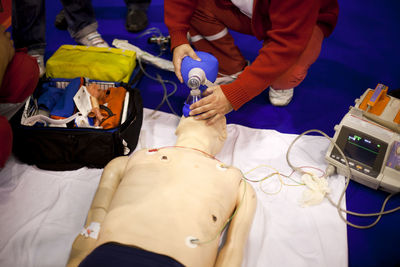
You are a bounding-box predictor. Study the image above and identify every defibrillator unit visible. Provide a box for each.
[325,84,400,193]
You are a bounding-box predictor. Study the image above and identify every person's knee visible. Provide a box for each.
[290,70,307,85]
[0,51,39,103]
[0,116,12,168]
[271,67,307,90]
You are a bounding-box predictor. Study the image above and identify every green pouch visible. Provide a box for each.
[46,45,136,83]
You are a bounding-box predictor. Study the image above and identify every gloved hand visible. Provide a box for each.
[189,85,233,125]
[172,43,200,83]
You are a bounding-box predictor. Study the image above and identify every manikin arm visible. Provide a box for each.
[67,156,129,267]
[215,180,257,267]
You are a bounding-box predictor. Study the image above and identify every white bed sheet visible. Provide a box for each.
[0,108,348,267]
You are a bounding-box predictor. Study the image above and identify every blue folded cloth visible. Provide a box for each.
[37,83,64,112]
[50,77,82,118]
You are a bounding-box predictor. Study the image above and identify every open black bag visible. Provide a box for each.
[10,68,144,171]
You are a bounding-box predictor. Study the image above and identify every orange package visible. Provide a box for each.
[97,86,127,129]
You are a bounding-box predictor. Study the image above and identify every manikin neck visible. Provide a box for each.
[175,135,215,156]
[173,116,226,156]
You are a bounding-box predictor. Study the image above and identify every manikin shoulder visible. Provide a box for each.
[123,148,243,192]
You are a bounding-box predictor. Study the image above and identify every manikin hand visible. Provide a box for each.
[172,43,200,83]
[189,85,233,125]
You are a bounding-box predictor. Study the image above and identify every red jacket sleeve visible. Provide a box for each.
[164,0,199,50]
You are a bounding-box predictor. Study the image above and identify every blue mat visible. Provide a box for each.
[43,0,400,266]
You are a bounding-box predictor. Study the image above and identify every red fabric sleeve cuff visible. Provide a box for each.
[0,51,39,103]
[169,30,190,50]
[221,82,254,110]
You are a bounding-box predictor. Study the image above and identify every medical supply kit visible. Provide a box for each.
[10,45,144,171]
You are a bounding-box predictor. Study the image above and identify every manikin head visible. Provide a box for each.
[175,116,227,156]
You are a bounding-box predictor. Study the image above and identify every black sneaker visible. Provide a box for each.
[126,9,148,33]
[55,9,68,31]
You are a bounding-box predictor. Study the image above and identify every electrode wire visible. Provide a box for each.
[242,165,284,195]
[191,179,247,246]
[242,165,326,196]
[281,166,325,185]
[147,145,247,246]
[286,128,399,229]
[150,145,221,162]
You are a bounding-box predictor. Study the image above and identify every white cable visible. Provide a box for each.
[113,30,179,116]
[136,57,178,116]
[286,129,399,229]
[112,39,174,72]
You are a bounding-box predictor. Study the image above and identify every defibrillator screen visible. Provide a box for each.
[344,135,378,166]
[343,129,385,168]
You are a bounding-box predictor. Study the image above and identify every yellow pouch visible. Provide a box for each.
[46,45,136,83]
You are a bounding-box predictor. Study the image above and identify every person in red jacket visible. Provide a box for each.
[0,25,39,168]
[165,0,339,124]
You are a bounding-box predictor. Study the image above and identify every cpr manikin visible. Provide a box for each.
[67,116,257,267]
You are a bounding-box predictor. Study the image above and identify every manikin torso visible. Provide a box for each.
[67,116,256,267]
[98,147,242,267]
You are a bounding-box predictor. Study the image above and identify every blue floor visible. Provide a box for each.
[43,0,400,266]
